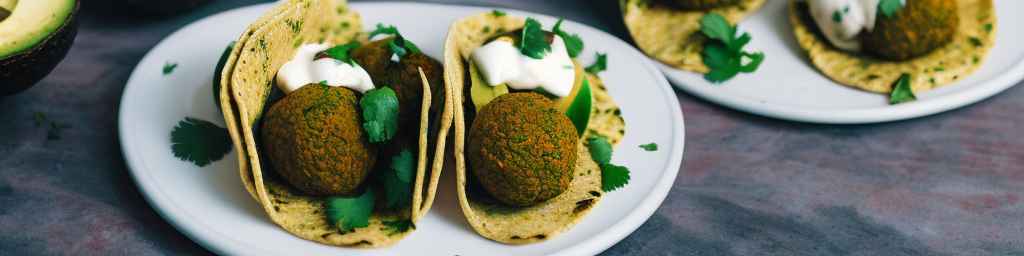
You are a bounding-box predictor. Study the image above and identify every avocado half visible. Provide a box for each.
[0,0,79,95]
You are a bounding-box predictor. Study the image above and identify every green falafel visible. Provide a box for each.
[351,37,445,127]
[466,93,579,207]
[260,84,377,196]
[860,0,959,60]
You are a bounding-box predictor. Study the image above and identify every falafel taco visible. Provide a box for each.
[790,0,996,100]
[620,0,766,73]
[217,0,454,247]
[444,11,631,244]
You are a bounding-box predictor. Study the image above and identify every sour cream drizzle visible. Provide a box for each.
[807,0,886,51]
[276,43,374,94]
[470,35,575,98]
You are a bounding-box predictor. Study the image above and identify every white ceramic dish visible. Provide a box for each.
[659,0,1024,124]
[118,2,685,255]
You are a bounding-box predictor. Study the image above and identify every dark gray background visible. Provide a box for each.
[1,0,1022,255]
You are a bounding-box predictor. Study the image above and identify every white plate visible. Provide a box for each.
[118,2,684,255]
[661,0,1024,124]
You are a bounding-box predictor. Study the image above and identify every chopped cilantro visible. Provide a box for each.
[832,10,843,23]
[368,23,399,39]
[381,149,415,209]
[368,23,421,61]
[639,143,658,151]
[983,23,993,33]
[879,0,904,18]
[320,42,361,65]
[162,62,178,75]
[585,52,608,74]
[326,190,375,233]
[492,10,506,17]
[519,18,551,59]
[600,163,630,192]
[889,73,916,104]
[587,136,613,165]
[170,117,232,167]
[699,13,764,83]
[968,37,982,47]
[360,87,400,143]
[381,219,415,235]
[552,19,584,58]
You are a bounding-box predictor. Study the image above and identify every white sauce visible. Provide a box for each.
[807,0,884,51]
[470,35,575,97]
[276,43,375,94]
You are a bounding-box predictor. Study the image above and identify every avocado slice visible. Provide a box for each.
[0,0,78,95]
[468,60,509,111]
[563,78,592,137]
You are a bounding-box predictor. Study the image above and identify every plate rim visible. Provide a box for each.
[118,2,685,255]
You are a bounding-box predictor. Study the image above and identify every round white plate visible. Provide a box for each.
[118,2,684,255]
[660,0,1024,124]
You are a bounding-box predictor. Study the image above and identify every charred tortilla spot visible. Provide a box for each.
[574,198,595,214]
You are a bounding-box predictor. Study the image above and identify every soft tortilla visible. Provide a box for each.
[219,0,454,247]
[789,0,996,93]
[444,12,626,244]
[620,0,766,72]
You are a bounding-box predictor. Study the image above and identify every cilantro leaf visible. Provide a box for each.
[368,23,399,39]
[879,0,904,18]
[492,10,506,17]
[170,117,232,167]
[162,62,178,75]
[360,87,400,143]
[326,190,375,233]
[699,13,764,83]
[320,42,361,65]
[585,52,608,74]
[587,136,613,165]
[552,19,584,58]
[600,163,630,192]
[520,18,551,59]
[889,73,916,104]
[381,149,415,209]
[382,219,416,235]
[639,143,658,151]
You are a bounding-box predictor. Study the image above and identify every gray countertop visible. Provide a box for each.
[1,0,1022,255]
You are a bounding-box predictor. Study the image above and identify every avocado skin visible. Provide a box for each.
[0,1,78,96]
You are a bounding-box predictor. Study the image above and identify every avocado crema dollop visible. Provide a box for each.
[471,32,575,97]
[276,43,375,94]
[806,0,958,60]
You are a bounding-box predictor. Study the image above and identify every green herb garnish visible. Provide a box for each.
[360,87,400,143]
[968,37,983,47]
[321,42,361,65]
[170,117,232,167]
[699,13,764,83]
[879,0,904,18]
[381,219,415,235]
[368,23,422,60]
[889,73,916,104]
[639,143,658,151]
[552,19,584,58]
[381,149,414,209]
[832,10,843,23]
[326,190,375,233]
[586,136,631,192]
[519,18,551,59]
[585,52,607,74]
[163,62,178,75]
[492,10,507,17]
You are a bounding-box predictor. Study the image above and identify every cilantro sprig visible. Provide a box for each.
[639,143,658,151]
[552,19,584,58]
[520,18,551,59]
[699,13,764,83]
[585,53,607,74]
[368,23,422,60]
[326,190,375,233]
[879,0,905,18]
[380,149,415,209]
[889,73,916,104]
[319,42,361,65]
[382,219,415,235]
[360,87,400,143]
[586,136,630,192]
[162,62,178,75]
[170,117,232,167]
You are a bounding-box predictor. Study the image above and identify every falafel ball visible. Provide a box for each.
[467,93,579,207]
[261,84,377,196]
[665,0,739,10]
[351,37,445,127]
[860,0,959,60]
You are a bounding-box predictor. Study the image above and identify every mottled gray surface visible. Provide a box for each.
[1,0,1023,255]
